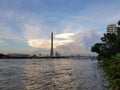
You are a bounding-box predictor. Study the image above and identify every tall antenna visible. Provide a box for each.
[50,32,54,57]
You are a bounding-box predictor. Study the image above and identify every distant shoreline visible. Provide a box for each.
[0,56,96,59]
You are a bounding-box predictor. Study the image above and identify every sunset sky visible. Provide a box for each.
[0,0,120,55]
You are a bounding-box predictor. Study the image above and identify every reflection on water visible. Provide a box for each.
[0,59,109,90]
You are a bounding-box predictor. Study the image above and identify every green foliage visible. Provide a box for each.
[101,54,120,90]
[91,21,120,59]
[91,33,118,58]
[91,21,120,90]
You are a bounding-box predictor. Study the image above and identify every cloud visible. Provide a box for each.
[0,9,46,41]
[23,23,45,40]
[27,33,74,48]
[0,0,119,55]
[0,23,22,41]
[27,31,101,55]
[27,32,74,49]
[17,10,102,55]
[55,30,101,55]
[55,33,74,39]
[27,39,50,48]
[0,40,7,45]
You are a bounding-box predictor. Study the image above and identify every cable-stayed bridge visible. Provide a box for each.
[38,55,97,60]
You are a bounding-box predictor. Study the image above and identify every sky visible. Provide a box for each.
[0,0,120,55]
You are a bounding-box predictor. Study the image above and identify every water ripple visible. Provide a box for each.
[0,59,109,90]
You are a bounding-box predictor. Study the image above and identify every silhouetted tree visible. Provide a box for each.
[118,20,120,26]
[0,54,4,58]
[91,21,120,59]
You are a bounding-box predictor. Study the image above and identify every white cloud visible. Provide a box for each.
[0,23,22,41]
[55,33,74,39]
[55,31,101,55]
[0,40,7,45]
[27,31,101,55]
[54,39,73,47]
[23,23,44,39]
[0,2,119,55]
[27,32,74,48]
[27,37,73,49]
[0,9,46,41]
[17,10,103,55]
[27,39,50,48]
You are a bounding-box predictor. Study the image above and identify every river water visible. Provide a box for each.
[0,59,109,90]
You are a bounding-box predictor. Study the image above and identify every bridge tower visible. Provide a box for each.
[50,32,54,57]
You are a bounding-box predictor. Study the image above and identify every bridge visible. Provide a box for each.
[38,56,97,60]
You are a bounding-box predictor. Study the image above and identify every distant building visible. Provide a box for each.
[55,52,60,57]
[107,24,117,34]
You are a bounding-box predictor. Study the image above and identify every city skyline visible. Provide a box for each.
[0,0,120,55]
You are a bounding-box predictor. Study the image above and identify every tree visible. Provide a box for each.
[91,21,120,59]
[118,20,120,26]
[91,33,118,58]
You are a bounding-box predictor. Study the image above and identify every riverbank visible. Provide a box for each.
[100,54,120,90]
